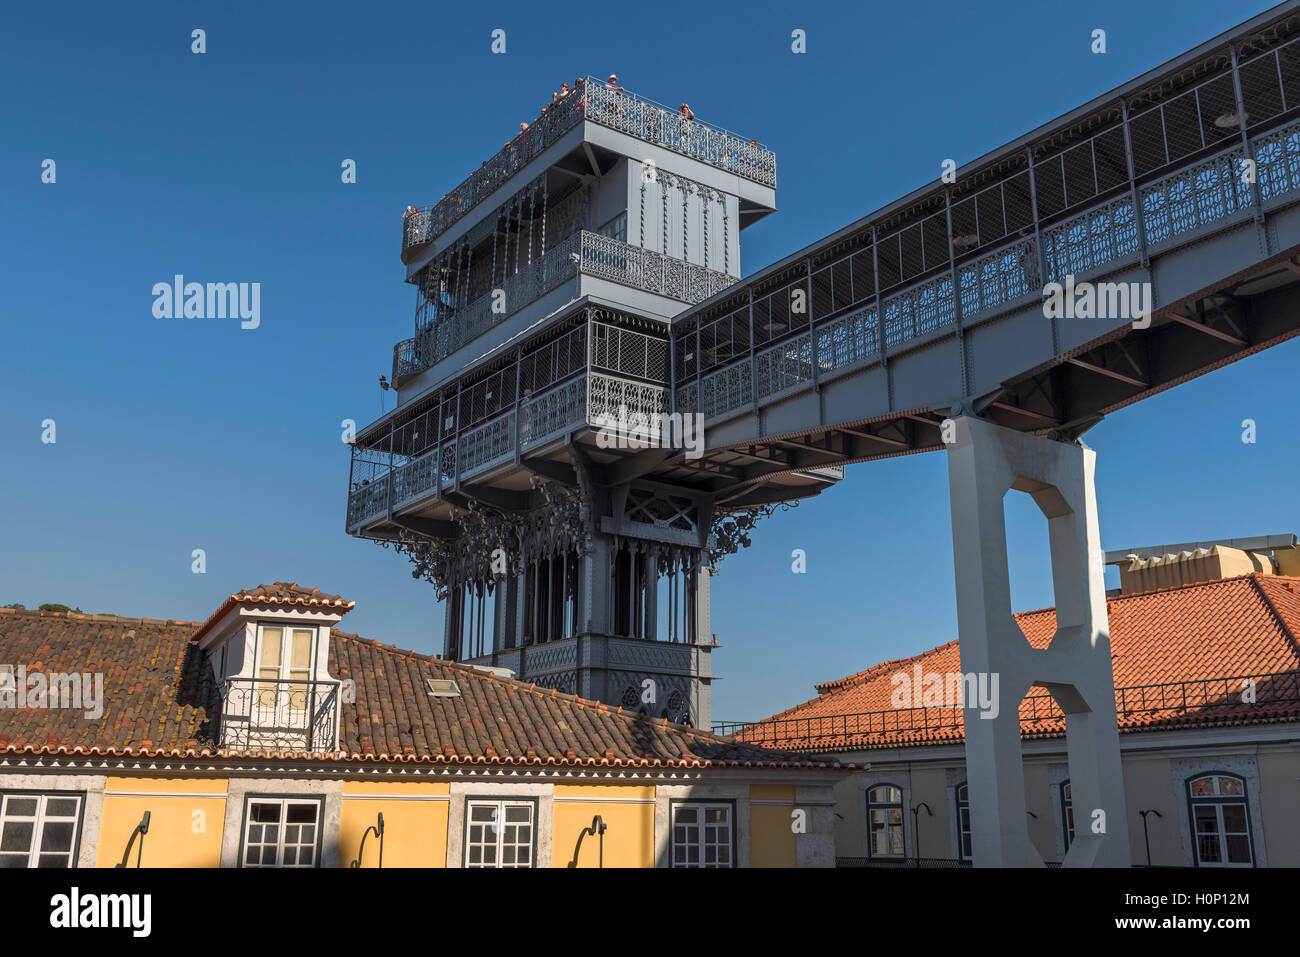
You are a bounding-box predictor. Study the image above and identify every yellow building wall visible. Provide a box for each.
[551,785,654,868]
[95,777,227,868]
[749,783,797,868]
[339,780,449,868]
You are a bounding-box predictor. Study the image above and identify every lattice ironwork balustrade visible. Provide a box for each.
[458,411,515,476]
[579,231,736,304]
[399,77,773,255]
[580,79,775,187]
[755,332,813,400]
[1139,148,1253,248]
[392,448,440,508]
[519,374,587,446]
[587,372,667,422]
[814,306,879,375]
[695,361,752,419]
[221,678,341,752]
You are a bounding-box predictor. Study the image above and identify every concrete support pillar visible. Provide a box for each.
[946,415,1130,867]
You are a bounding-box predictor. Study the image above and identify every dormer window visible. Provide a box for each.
[193,583,354,754]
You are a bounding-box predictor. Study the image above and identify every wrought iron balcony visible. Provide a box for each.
[392,230,735,386]
[346,370,668,532]
[400,76,775,254]
[220,677,341,752]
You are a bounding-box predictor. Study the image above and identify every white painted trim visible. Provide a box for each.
[751,798,837,807]
[340,793,449,802]
[102,790,227,800]
[551,795,654,804]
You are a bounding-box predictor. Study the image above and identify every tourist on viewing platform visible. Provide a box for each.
[680,102,695,149]
[403,205,422,241]
[604,73,626,120]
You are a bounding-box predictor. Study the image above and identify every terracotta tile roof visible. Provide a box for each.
[0,605,845,770]
[738,573,1300,752]
[190,582,355,644]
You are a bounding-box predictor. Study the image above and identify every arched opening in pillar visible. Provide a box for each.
[1003,486,1054,617]
[522,548,582,645]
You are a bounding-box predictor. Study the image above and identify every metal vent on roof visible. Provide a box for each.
[426,678,461,698]
[470,664,515,679]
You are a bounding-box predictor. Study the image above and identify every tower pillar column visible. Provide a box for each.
[946,415,1130,867]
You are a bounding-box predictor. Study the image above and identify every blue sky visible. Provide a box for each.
[2,0,1294,722]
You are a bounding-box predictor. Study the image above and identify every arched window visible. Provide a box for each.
[866,784,905,859]
[1187,773,1254,867]
[955,782,971,861]
[1061,780,1075,850]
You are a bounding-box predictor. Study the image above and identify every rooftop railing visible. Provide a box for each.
[714,669,1300,749]
[393,229,735,385]
[401,77,775,254]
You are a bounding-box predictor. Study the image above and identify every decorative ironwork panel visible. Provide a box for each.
[458,411,515,477]
[697,360,751,418]
[675,382,698,416]
[220,678,340,752]
[881,275,955,349]
[1040,194,1140,282]
[755,332,813,399]
[529,671,577,695]
[814,305,878,374]
[1140,148,1251,248]
[520,374,587,446]
[957,239,1036,318]
[587,372,667,422]
[579,231,735,304]
[392,448,440,508]
[581,78,775,187]
[1254,118,1300,201]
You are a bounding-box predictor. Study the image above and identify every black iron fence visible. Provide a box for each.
[220,677,341,752]
[716,670,1300,749]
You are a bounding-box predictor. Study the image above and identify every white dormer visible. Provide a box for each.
[193,583,354,752]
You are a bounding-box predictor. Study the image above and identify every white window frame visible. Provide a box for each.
[1188,774,1254,868]
[241,797,323,868]
[955,782,971,861]
[670,801,734,868]
[0,792,83,868]
[253,623,316,729]
[464,799,536,868]
[867,784,905,859]
[1062,780,1075,850]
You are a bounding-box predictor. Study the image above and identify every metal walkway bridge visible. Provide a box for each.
[619,2,1300,508]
